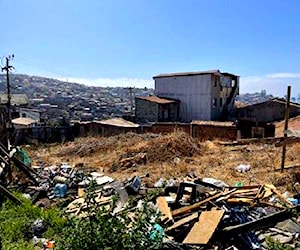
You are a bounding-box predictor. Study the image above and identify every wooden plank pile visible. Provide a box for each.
[156,181,300,249]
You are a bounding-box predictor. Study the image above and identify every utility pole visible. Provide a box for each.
[1,55,14,129]
[281,85,291,173]
[127,87,134,115]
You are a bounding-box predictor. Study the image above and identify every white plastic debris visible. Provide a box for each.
[154,178,177,188]
[173,157,181,164]
[22,193,31,199]
[236,164,251,173]
[90,172,104,178]
[202,177,228,187]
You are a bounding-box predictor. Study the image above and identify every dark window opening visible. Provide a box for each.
[212,98,217,108]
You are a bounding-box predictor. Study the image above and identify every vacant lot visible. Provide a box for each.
[26,131,300,192]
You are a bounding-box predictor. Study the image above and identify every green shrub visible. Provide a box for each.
[265,236,295,250]
[55,182,162,250]
[0,195,66,249]
[0,185,162,250]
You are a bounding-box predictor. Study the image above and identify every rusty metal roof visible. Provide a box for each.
[136,96,176,104]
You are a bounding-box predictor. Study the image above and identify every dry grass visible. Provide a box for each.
[25,131,300,192]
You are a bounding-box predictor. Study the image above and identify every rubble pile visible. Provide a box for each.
[156,179,300,249]
[0,141,299,250]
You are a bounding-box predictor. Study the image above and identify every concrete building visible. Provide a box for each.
[237,98,300,123]
[153,70,239,122]
[135,96,179,123]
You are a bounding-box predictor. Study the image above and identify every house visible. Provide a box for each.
[18,108,42,122]
[135,96,179,123]
[95,118,139,136]
[153,70,239,122]
[74,118,139,137]
[237,98,300,123]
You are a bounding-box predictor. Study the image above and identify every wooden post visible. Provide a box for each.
[0,184,22,205]
[281,86,291,173]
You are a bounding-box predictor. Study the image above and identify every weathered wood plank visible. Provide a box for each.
[156,196,173,222]
[183,210,225,245]
[167,213,198,231]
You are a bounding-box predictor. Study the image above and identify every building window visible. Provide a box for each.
[212,98,217,108]
[22,113,26,118]
[214,77,218,87]
[220,98,223,107]
[232,80,236,87]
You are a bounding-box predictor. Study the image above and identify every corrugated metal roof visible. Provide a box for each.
[153,70,239,79]
[136,96,176,104]
[12,117,37,126]
[191,120,235,127]
[95,118,139,128]
[238,98,300,109]
[153,70,223,79]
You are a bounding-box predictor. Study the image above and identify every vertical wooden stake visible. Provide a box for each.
[281,86,291,173]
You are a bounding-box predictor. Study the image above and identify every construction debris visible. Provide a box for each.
[0,141,299,250]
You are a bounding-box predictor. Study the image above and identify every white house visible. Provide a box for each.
[153,70,239,122]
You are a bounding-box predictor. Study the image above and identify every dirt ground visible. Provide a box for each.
[25,131,300,193]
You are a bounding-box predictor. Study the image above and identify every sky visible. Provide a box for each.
[1,0,300,96]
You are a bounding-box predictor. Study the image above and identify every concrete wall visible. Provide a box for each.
[237,100,300,123]
[155,74,212,122]
[142,123,190,134]
[135,98,158,123]
[14,126,74,145]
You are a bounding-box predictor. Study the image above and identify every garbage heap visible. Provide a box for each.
[154,177,300,249]
[0,143,299,250]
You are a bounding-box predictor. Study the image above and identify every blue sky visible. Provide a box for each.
[1,0,300,96]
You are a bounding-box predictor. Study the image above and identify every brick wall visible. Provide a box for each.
[192,124,237,141]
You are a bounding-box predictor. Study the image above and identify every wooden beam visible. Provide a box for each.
[0,184,22,205]
[275,137,300,147]
[172,189,236,217]
[167,213,198,232]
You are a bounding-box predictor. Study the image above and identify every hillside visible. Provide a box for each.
[0,73,154,122]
